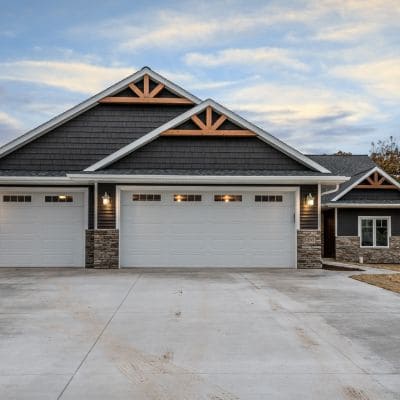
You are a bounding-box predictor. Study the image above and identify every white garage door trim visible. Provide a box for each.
[116,185,300,268]
[0,186,89,267]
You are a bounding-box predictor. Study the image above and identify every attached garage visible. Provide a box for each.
[119,188,298,268]
[0,189,87,267]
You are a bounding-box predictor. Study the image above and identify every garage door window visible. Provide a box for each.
[45,195,73,203]
[132,194,161,201]
[174,194,202,202]
[214,194,242,202]
[255,195,283,202]
[3,195,31,203]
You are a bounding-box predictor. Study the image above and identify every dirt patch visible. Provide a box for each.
[362,264,400,272]
[351,273,400,294]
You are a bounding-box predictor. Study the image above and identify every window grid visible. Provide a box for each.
[3,195,32,203]
[174,194,202,202]
[255,195,283,203]
[45,195,73,203]
[132,194,161,201]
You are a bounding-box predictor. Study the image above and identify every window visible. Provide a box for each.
[255,195,283,202]
[214,194,242,202]
[359,217,390,248]
[45,195,73,203]
[132,194,161,201]
[174,194,202,202]
[3,195,31,203]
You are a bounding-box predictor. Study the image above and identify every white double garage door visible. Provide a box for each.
[0,188,297,268]
[120,188,297,268]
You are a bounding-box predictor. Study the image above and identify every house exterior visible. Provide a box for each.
[0,67,398,269]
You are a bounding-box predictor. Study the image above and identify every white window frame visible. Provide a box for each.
[358,216,391,248]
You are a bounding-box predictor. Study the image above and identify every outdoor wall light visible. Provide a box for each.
[306,193,315,207]
[102,192,111,206]
[58,195,67,200]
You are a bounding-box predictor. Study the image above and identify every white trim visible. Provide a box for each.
[318,183,321,231]
[334,207,338,237]
[326,203,400,208]
[69,173,348,185]
[0,67,201,159]
[331,167,400,202]
[0,176,73,184]
[116,185,300,268]
[85,99,331,173]
[94,182,98,230]
[358,216,391,248]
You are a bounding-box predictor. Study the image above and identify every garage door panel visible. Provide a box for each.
[121,190,296,268]
[0,191,85,267]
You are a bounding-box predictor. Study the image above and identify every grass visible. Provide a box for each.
[351,273,400,294]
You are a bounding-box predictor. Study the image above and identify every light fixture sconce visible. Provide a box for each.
[306,193,315,207]
[102,192,111,206]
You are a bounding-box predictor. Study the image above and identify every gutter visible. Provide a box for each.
[324,202,400,208]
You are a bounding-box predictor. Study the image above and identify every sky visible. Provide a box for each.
[0,0,399,154]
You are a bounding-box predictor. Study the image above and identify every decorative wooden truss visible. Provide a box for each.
[99,74,193,105]
[356,171,397,189]
[161,106,256,137]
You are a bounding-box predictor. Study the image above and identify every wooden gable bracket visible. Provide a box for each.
[356,171,397,189]
[99,74,194,105]
[161,106,257,137]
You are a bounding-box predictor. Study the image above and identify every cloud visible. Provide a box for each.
[314,22,379,42]
[0,60,134,94]
[184,47,308,71]
[217,81,381,153]
[0,112,23,146]
[332,58,400,100]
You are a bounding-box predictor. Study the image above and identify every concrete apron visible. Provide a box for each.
[0,268,399,400]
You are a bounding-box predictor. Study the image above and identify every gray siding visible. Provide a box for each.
[106,137,312,171]
[0,104,192,172]
[97,183,116,229]
[300,185,319,230]
[341,189,400,201]
[338,208,400,236]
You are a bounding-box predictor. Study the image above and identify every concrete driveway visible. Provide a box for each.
[0,268,399,400]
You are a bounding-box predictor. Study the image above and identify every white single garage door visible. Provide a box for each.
[0,190,86,267]
[120,190,296,268]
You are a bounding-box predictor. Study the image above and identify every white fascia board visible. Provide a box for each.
[331,166,400,202]
[68,173,349,185]
[0,176,80,185]
[85,99,331,173]
[325,202,400,208]
[0,67,201,159]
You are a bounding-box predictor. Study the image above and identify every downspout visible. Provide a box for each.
[321,184,340,196]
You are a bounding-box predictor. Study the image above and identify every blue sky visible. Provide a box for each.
[0,0,399,154]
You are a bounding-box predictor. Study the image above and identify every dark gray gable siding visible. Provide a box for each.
[341,188,400,202]
[338,208,400,236]
[105,137,313,171]
[0,104,192,172]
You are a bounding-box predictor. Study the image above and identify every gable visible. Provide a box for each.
[0,103,192,172]
[103,136,312,171]
[87,99,330,173]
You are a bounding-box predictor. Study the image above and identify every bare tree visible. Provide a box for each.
[370,136,400,179]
